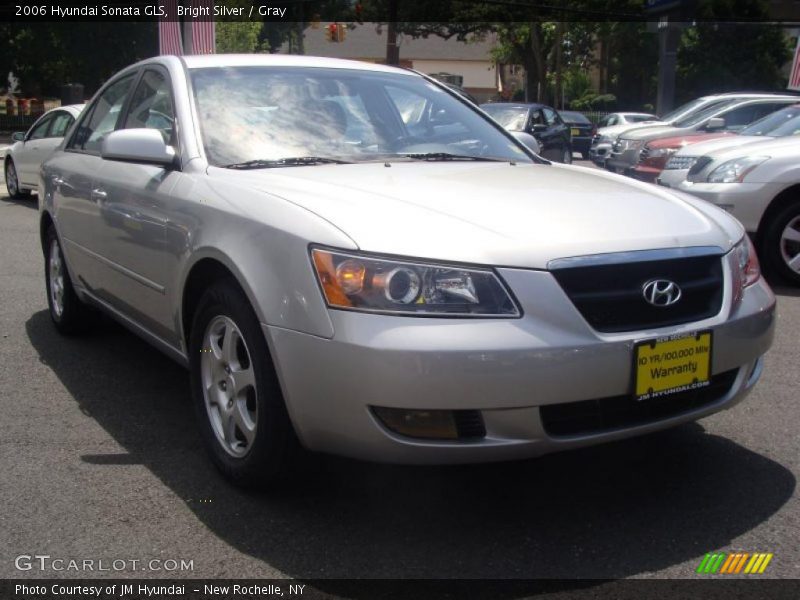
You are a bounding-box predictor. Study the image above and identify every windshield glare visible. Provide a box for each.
[740,105,800,137]
[190,66,530,166]
[674,100,737,128]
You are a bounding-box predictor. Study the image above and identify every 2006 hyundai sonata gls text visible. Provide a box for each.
[39,55,775,486]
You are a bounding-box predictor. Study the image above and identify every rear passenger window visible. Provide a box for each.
[70,74,135,154]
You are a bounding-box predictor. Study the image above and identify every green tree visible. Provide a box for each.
[216,22,264,53]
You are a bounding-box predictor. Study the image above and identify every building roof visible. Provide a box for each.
[287,24,498,62]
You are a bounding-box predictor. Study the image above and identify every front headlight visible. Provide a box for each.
[707,156,769,183]
[647,147,678,160]
[311,248,520,317]
[733,235,761,296]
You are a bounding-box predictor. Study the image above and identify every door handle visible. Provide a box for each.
[91,188,107,202]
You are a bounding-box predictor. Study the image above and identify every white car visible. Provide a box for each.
[4,104,84,199]
[676,136,800,284]
[590,118,663,165]
[659,103,800,187]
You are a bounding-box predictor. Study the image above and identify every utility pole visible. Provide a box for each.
[385,0,399,65]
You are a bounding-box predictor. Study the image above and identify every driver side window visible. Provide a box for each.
[124,69,175,144]
[69,73,135,154]
[27,115,53,141]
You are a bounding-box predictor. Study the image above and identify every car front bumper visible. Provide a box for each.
[265,265,775,464]
[606,147,641,173]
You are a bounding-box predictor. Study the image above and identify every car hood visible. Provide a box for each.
[622,126,688,141]
[597,121,665,138]
[208,161,742,269]
[648,132,733,150]
[673,135,774,157]
[695,136,800,165]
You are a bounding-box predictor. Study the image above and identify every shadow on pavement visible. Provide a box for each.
[26,309,795,585]
[0,193,38,210]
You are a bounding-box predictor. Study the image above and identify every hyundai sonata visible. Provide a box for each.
[39,55,775,487]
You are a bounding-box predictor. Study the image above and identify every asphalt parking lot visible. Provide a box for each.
[1,163,799,582]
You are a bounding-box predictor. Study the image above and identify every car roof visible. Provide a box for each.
[177,53,411,76]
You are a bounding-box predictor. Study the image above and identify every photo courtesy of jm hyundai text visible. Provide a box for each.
[38,54,775,487]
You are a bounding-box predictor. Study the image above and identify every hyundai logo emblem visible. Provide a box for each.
[642,279,682,307]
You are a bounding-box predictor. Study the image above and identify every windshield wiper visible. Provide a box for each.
[224,157,352,169]
[396,152,507,162]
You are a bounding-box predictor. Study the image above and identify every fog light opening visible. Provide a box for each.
[371,407,485,440]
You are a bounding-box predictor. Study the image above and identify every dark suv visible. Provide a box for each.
[481,102,573,163]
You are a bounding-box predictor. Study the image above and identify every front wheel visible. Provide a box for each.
[761,201,800,286]
[189,279,299,488]
[5,159,31,200]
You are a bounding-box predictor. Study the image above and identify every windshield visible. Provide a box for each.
[659,97,718,123]
[479,104,530,131]
[559,111,590,124]
[674,99,738,128]
[626,114,657,123]
[190,66,530,166]
[740,104,800,137]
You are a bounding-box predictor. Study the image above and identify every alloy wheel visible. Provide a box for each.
[6,162,18,197]
[49,238,65,318]
[779,216,800,275]
[200,315,258,457]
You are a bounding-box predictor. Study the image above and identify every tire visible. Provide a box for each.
[561,146,573,164]
[189,279,299,488]
[5,159,31,200]
[760,200,800,286]
[44,226,92,334]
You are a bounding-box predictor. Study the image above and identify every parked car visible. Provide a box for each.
[4,104,84,199]
[606,96,798,175]
[589,112,660,165]
[675,136,800,285]
[40,55,774,487]
[631,132,736,184]
[480,102,573,163]
[558,111,594,159]
[588,93,792,167]
[658,104,800,188]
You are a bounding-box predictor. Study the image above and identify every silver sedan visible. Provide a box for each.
[39,55,774,487]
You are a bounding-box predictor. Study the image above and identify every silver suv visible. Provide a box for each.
[39,55,775,487]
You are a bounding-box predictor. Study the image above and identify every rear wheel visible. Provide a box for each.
[761,201,800,286]
[5,159,30,200]
[44,225,91,334]
[189,279,299,488]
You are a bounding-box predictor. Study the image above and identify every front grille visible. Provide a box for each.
[612,139,623,152]
[688,156,714,176]
[665,155,698,170]
[540,368,738,437]
[550,252,724,333]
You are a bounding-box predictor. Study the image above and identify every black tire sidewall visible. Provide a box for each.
[762,202,800,285]
[5,159,28,199]
[189,279,296,487]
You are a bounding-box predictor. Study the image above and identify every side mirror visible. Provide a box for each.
[12,132,25,142]
[101,129,176,167]
[510,131,541,155]
[705,117,726,131]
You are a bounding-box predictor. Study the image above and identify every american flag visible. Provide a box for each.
[789,37,800,92]
[191,0,216,54]
[158,0,183,55]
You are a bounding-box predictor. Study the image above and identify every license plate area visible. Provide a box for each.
[634,331,712,401]
[571,127,581,136]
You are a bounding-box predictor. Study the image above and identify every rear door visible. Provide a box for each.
[51,72,138,293]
